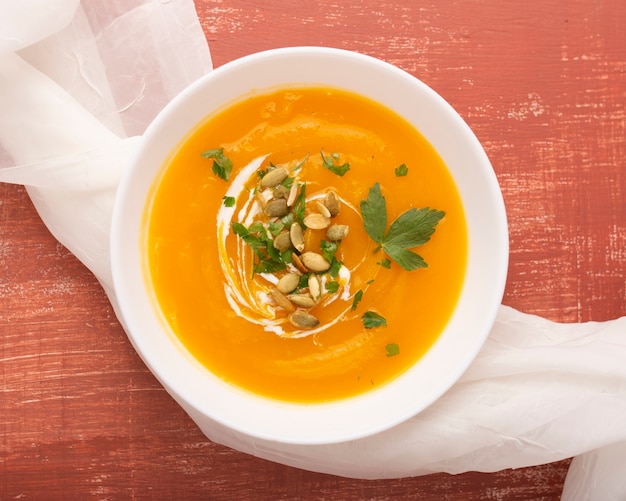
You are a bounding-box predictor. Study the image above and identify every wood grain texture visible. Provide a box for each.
[1,0,624,499]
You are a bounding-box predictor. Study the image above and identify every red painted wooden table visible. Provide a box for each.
[1,0,624,499]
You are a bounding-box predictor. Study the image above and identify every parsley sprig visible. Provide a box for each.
[360,183,444,271]
[231,222,287,275]
[362,311,387,329]
[320,150,350,176]
[201,147,233,181]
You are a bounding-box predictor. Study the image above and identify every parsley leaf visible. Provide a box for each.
[362,311,387,329]
[222,196,236,207]
[360,184,445,271]
[320,150,350,177]
[231,222,248,237]
[359,182,387,245]
[231,221,287,276]
[293,182,306,225]
[384,247,426,270]
[328,258,343,278]
[281,249,293,264]
[384,207,445,249]
[395,164,408,177]
[254,260,286,274]
[201,148,233,181]
[296,273,310,291]
[268,220,284,236]
[385,343,400,357]
[320,240,338,264]
[293,153,309,172]
[281,212,295,227]
[351,290,364,311]
[377,258,391,269]
[247,222,265,233]
[325,281,340,293]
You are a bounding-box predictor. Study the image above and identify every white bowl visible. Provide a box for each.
[110,47,508,445]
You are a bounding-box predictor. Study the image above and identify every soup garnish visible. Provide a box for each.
[207,149,445,338]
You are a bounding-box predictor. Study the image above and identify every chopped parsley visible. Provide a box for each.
[385,343,400,357]
[395,163,409,177]
[351,290,364,311]
[201,148,233,181]
[320,150,350,177]
[377,258,391,269]
[362,311,387,329]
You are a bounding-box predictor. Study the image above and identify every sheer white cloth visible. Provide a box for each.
[1,2,624,499]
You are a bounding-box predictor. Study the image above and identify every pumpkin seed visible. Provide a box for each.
[276,273,300,294]
[308,274,322,302]
[289,222,305,252]
[292,252,308,273]
[273,231,292,251]
[288,311,320,329]
[264,198,288,217]
[260,167,289,188]
[303,213,331,230]
[315,200,332,218]
[300,251,331,272]
[324,190,341,217]
[270,289,295,312]
[286,182,299,207]
[326,224,349,241]
[273,185,290,199]
[288,294,317,308]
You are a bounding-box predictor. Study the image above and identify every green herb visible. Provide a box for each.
[377,258,391,269]
[268,220,284,236]
[320,240,338,264]
[385,343,400,357]
[320,150,350,177]
[264,235,282,262]
[360,183,445,271]
[296,273,310,291]
[247,222,264,233]
[231,222,248,237]
[325,281,340,293]
[362,311,387,329]
[222,196,236,208]
[293,182,306,225]
[201,148,233,181]
[280,212,295,227]
[360,183,387,245]
[293,153,310,172]
[395,164,409,177]
[254,260,286,274]
[231,222,266,253]
[281,249,293,264]
[231,221,287,276]
[351,290,364,311]
[328,258,342,278]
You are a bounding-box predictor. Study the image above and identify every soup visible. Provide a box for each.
[146,87,467,403]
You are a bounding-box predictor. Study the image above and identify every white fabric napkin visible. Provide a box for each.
[1,2,624,499]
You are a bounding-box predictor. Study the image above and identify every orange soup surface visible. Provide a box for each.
[146,87,467,403]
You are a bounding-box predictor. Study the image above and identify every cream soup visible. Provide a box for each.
[146,87,467,402]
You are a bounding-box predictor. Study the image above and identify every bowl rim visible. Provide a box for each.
[110,46,509,445]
